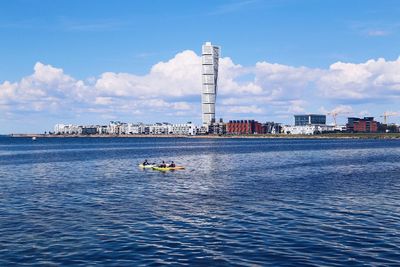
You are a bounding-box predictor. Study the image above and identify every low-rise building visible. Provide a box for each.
[284,114,333,135]
[81,126,97,135]
[262,122,282,134]
[196,125,208,135]
[54,124,66,134]
[226,120,262,134]
[149,123,172,135]
[97,125,108,134]
[53,121,201,136]
[126,123,143,134]
[108,121,124,135]
[54,124,82,135]
[283,125,334,135]
[208,121,226,135]
[172,122,197,135]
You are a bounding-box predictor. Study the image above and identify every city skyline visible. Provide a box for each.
[1,1,400,133]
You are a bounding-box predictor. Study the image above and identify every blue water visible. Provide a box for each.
[1,136,400,266]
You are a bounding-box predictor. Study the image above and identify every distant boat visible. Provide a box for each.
[32,137,37,141]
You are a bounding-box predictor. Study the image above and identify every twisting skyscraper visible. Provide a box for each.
[201,42,220,125]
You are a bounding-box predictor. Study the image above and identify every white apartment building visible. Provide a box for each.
[283,125,335,135]
[172,123,197,135]
[54,124,66,134]
[126,123,143,134]
[107,121,124,135]
[97,125,108,134]
[54,124,81,135]
[149,123,172,135]
[53,121,203,136]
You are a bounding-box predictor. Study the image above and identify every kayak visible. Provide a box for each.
[139,164,155,168]
[152,166,185,171]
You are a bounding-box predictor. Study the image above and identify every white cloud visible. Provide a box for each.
[318,57,400,99]
[225,105,264,114]
[95,50,201,98]
[0,62,88,115]
[287,100,307,114]
[94,97,114,105]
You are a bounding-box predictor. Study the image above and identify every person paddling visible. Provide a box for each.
[143,159,149,166]
[159,161,167,168]
[168,161,176,167]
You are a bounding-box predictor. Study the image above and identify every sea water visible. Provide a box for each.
[1,136,400,266]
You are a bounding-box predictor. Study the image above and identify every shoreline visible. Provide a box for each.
[9,133,400,139]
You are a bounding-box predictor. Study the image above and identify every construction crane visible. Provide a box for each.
[380,111,399,124]
[327,111,351,127]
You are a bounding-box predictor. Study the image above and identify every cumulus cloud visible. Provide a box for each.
[287,100,307,114]
[1,50,400,127]
[0,62,88,114]
[318,58,400,100]
[95,50,201,97]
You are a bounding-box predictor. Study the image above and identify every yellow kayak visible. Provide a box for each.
[152,166,185,171]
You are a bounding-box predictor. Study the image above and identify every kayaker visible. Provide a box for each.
[169,161,176,167]
[159,161,167,168]
[143,159,149,166]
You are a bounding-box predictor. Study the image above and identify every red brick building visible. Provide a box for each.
[347,117,378,133]
[226,120,262,134]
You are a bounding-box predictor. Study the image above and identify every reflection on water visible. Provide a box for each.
[0,137,400,266]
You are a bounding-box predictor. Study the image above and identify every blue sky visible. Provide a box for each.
[1,0,400,133]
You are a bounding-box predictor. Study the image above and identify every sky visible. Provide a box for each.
[1,0,400,133]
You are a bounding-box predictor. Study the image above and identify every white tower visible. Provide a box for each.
[201,42,220,125]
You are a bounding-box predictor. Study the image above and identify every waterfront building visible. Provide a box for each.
[285,114,331,135]
[107,121,124,135]
[53,121,201,136]
[172,122,197,135]
[149,123,173,135]
[262,122,282,134]
[80,126,97,135]
[207,118,226,135]
[69,125,81,134]
[226,120,262,135]
[202,41,220,125]
[196,125,209,135]
[97,125,108,134]
[54,124,81,135]
[283,124,334,135]
[117,123,128,134]
[54,124,66,134]
[208,122,226,135]
[346,117,378,133]
[126,123,142,134]
[295,114,326,126]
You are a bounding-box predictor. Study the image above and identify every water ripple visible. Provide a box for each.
[1,137,400,265]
